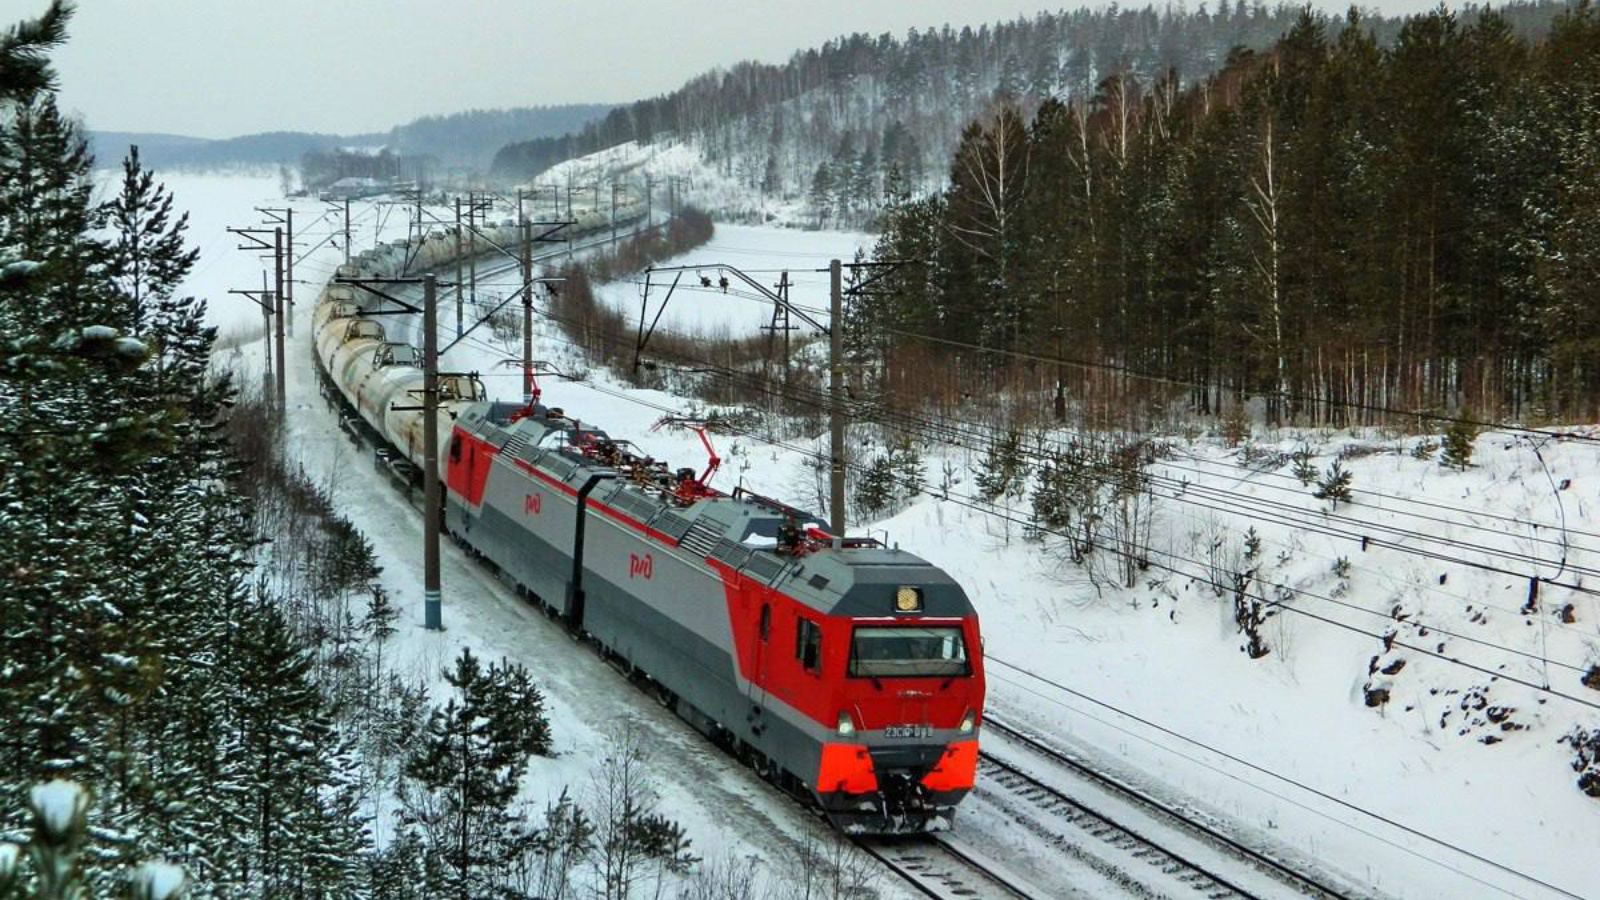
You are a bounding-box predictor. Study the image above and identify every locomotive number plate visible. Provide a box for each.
[882,724,926,739]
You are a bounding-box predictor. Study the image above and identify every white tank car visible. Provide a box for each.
[312,197,647,479]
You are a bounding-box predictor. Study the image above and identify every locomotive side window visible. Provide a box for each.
[849,626,969,678]
[449,434,463,462]
[795,617,821,672]
[759,603,771,642]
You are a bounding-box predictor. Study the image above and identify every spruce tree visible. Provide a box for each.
[975,430,1029,501]
[760,153,781,200]
[856,456,896,515]
[808,164,835,227]
[1440,417,1480,470]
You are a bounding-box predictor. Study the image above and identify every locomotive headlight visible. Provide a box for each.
[959,710,977,734]
[836,710,856,736]
[894,586,923,613]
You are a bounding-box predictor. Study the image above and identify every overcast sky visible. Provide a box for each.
[44,0,1442,138]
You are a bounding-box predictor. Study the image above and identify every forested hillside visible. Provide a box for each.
[489,1,1577,227]
[90,104,611,173]
[857,3,1600,427]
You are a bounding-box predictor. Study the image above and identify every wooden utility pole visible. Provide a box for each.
[423,273,442,631]
[829,258,845,539]
[610,180,618,245]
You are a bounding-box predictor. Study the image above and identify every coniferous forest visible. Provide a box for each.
[1,7,711,899]
[491,2,1578,232]
[0,4,376,894]
[859,3,1600,426]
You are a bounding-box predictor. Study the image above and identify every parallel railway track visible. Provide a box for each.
[980,716,1362,900]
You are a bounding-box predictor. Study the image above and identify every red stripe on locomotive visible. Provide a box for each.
[445,428,497,506]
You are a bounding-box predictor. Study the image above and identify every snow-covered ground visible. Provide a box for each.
[162,169,912,897]
[173,169,1600,899]
[538,140,808,227]
[589,224,866,339]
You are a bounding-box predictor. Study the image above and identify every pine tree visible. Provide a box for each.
[0,95,108,329]
[404,649,551,899]
[0,1,70,106]
[104,146,198,330]
[1,8,375,893]
[1312,459,1354,508]
[229,604,338,893]
[891,437,925,498]
[1290,445,1318,485]
[0,781,190,900]
[943,104,1031,353]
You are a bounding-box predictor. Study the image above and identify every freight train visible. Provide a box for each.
[311,198,986,833]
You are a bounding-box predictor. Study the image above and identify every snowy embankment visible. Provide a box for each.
[174,169,1600,899]
[887,432,1600,900]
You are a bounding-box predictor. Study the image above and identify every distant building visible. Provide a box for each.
[320,177,389,200]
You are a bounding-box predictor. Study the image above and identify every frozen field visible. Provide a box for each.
[591,224,868,339]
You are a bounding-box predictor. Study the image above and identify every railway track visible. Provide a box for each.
[855,836,1042,900]
[980,716,1362,900]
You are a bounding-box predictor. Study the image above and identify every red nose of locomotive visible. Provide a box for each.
[811,581,985,833]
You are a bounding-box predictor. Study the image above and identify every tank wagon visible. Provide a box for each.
[311,199,985,833]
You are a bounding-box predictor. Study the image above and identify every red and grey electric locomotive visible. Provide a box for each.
[443,400,985,832]
[311,205,984,833]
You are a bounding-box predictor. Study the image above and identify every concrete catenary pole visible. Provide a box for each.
[468,193,479,324]
[260,271,272,403]
[423,273,442,631]
[829,258,845,540]
[522,219,535,401]
[273,227,286,412]
[454,197,464,340]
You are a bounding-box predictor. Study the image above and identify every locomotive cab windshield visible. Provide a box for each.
[848,625,969,678]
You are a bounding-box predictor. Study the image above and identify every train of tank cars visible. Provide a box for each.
[310,200,986,833]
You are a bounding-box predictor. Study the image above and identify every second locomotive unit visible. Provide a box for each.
[443,400,986,832]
